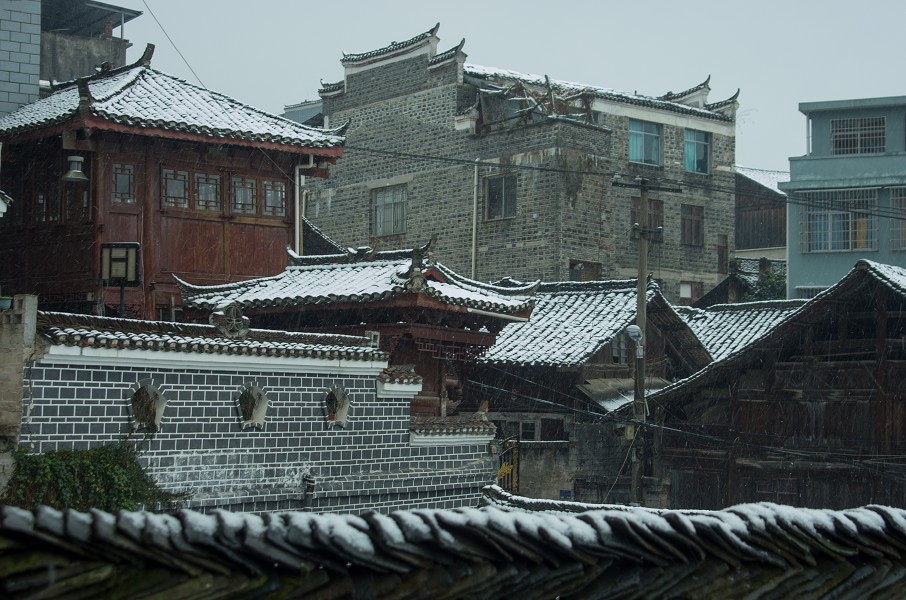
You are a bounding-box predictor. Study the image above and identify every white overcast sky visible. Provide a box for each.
[115,0,904,172]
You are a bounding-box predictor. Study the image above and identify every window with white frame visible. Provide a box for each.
[629,119,661,165]
[684,129,710,173]
[800,189,877,252]
[892,188,906,251]
[487,174,516,220]
[831,117,885,155]
[374,184,406,236]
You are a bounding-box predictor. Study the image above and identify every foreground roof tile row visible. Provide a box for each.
[4,487,906,599]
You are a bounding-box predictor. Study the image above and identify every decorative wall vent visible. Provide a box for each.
[210,304,250,339]
[325,386,350,429]
[130,380,167,433]
[236,385,268,431]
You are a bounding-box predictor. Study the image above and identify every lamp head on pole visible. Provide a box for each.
[62,155,88,183]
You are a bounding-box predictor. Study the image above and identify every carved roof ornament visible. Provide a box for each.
[210,304,249,339]
[406,235,436,293]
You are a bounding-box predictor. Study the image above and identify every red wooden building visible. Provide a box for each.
[0,44,344,319]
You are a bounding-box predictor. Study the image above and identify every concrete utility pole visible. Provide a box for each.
[612,175,680,505]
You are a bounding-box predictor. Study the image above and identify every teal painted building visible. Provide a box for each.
[780,96,906,298]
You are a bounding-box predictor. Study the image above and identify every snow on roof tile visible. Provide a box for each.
[341,23,439,65]
[0,57,344,151]
[677,300,804,361]
[37,311,384,361]
[179,247,535,315]
[8,494,906,598]
[480,280,642,368]
[736,165,789,196]
[465,64,735,122]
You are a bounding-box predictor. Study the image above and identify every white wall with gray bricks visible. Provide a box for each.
[18,356,496,513]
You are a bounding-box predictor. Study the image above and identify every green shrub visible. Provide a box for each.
[2,443,187,512]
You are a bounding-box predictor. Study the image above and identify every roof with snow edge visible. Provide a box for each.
[465,64,737,122]
[341,23,439,65]
[677,299,804,361]
[736,165,789,196]
[178,245,537,315]
[37,311,385,362]
[650,259,906,400]
[5,493,906,598]
[480,279,708,369]
[0,46,344,152]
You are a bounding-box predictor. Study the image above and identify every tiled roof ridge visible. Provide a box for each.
[464,63,734,122]
[705,88,741,111]
[287,246,414,267]
[736,165,790,175]
[8,499,906,597]
[37,311,374,348]
[431,262,539,296]
[428,39,466,66]
[341,23,440,65]
[410,413,496,435]
[857,259,906,294]
[50,43,154,94]
[538,279,637,294]
[698,299,806,312]
[658,75,710,101]
[175,272,285,295]
[300,218,347,254]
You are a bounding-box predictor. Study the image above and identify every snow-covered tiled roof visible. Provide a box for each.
[341,23,439,65]
[37,311,384,361]
[465,64,736,122]
[6,496,906,598]
[178,245,536,315]
[0,47,344,152]
[481,280,677,368]
[650,259,906,400]
[736,165,789,196]
[677,300,803,361]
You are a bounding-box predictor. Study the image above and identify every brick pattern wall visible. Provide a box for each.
[0,0,40,116]
[307,52,736,301]
[19,359,495,513]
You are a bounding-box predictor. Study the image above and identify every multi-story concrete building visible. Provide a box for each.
[295,24,739,303]
[0,0,140,117]
[780,96,906,298]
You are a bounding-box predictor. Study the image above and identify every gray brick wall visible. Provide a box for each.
[308,53,736,302]
[0,0,40,116]
[19,359,496,513]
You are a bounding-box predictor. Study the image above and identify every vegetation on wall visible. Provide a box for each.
[742,272,787,302]
[2,443,187,512]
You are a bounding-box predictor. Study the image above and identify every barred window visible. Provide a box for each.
[891,187,906,251]
[800,189,877,252]
[262,180,286,217]
[194,173,221,211]
[161,168,189,208]
[112,163,135,204]
[831,117,885,155]
[231,176,257,214]
[374,184,406,235]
